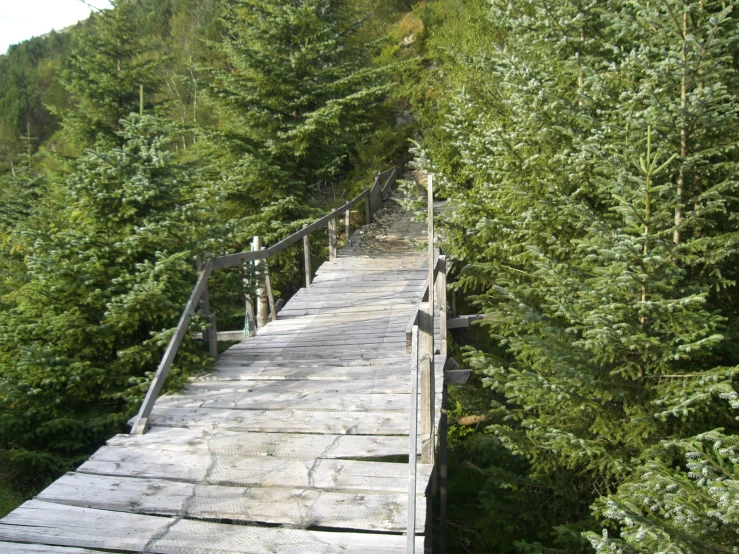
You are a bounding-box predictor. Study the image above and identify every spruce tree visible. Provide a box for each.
[0,116,208,479]
[50,1,164,153]
[416,0,739,550]
[205,0,392,189]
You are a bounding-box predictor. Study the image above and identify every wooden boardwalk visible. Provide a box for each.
[0,207,444,553]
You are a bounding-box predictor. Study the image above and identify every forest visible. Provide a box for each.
[1,0,738,552]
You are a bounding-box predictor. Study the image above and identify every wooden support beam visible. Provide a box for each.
[328,218,338,260]
[418,302,435,466]
[345,209,351,247]
[253,236,269,329]
[436,255,447,357]
[303,224,311,287]
[365,197,372,225]
[197,260,218,362]
[446,314,483,329]
[130,258,213,434]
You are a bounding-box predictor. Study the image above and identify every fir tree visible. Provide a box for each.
[205,0,392,189]
[50,1,164,153]
[0,116,208,479]
[416,0,739,550]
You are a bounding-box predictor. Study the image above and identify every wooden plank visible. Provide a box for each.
[155,391,412,413]
[195,364,409,382]
[0,500,424,553]
[78,447,432,492]
[38,473,426,533]
[148,405,418,434]
[0,543,104,553]
[184,378,411,394]
[107,428,415,458]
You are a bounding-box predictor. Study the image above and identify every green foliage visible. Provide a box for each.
[0,31,75,169]
[204,0,394,188]
[0,116,209,477]
[50,1,165,153]
[587,425,739,553]
[414,0,739,551]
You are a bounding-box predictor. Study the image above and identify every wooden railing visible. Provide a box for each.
[129,168,398,435]
[406,175,448,553]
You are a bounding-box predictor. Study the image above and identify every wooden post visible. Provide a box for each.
[197,260,218,361]
[253,236,269,329]
[302,224,311,287]
[419,302,435,466]
[427,174,435,330]
[439,387,449,554]
[265,269,277,323]
[365,196,372,225]
[407,325,420,554]
[345,209,351,247]
[244,244,256,338]
[436,255,447,357]
[328,218,338,260]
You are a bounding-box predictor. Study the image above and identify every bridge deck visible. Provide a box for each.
[0,208,442,553]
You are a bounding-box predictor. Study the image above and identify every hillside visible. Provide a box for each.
[1,1,738,553]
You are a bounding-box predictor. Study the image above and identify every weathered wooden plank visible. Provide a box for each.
[155,390,412,413]
[0,500,425,553]
[184,377,411,394]
[195,364,408,382]
[107,428,415,458]
[0,543,104,553]
[148,405,417,434]
[78,446,431,492]
[38,473,426,532]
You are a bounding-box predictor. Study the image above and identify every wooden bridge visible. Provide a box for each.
[0,171,458,553]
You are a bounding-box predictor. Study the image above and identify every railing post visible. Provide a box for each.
[427,174,435,331]
[264,262,277,322]
[244,245,256,337]
[328,218,338,260]
[365,195,372,224]
[253,236,269,329]
[407,324,420,554]
[197,259,218,361]
[345,209,351,247]
[436,255,447,357]
[419,302,435,465]
[439,389,449,554]
[303,224,312,287]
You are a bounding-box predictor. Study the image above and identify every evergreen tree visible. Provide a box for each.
[415,0,739,550]
[0,116,208,480]
[51,1,164,153]
[205,0,392,190]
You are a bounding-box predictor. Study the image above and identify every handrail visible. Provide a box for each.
[381,167,398,201]
[130,258,214,434]
[213,187,372,270]
[130,169,396,435]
